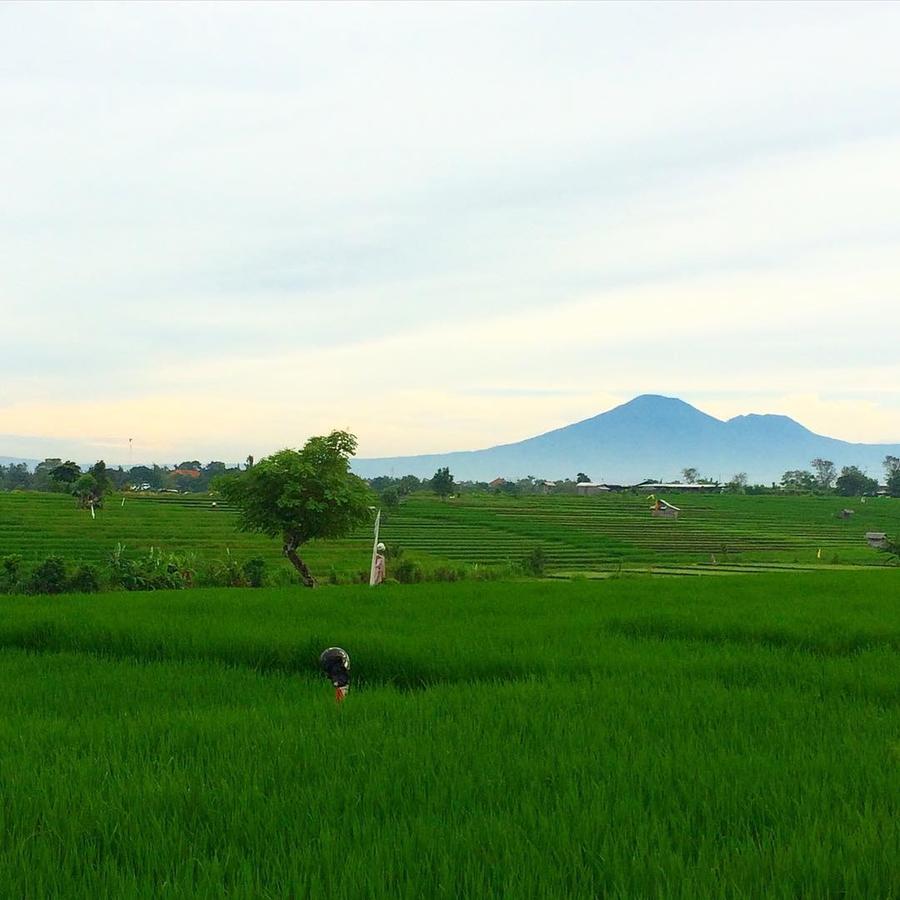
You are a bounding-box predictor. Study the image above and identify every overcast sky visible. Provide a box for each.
[2,0,899,464]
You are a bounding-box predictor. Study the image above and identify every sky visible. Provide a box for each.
[2,0,899,465]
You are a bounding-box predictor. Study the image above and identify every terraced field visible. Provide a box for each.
[0,489,897,580]
[383,492,899,575]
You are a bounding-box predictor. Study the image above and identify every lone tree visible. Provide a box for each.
[217,430,373,588]
[811,458,836,491]
[431,466,454,499]
[681,467,699,484]
[71,473,99,508]
[835,466,878,497]
[50,460,81,486]
[781,469,816,492]
[575,473,591,484]
[884,455,900,497]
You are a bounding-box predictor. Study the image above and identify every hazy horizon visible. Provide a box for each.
[3,1,899,462]
[3,393,899,469]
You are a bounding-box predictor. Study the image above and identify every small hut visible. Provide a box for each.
[837,509,855,519]
[651,499,680,519]
[866,532,888,549]
[576,482,610,496]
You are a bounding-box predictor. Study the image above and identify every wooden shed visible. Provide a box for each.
[865,532,888,549]
[576,482,611,496]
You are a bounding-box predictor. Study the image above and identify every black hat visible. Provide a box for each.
[319,647,350,688]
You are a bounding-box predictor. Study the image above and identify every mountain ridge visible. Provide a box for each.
[351,395,900,484]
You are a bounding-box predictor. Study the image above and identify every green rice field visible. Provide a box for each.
[1,490,897,581]
[0,573,897,897]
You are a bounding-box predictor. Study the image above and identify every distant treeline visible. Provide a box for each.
[0,458,243,495]
[3,454,899,499]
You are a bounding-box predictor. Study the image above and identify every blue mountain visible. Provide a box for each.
[0,455,39,468]
[351,394,900,484]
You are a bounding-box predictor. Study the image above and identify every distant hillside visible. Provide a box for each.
[0,456,39,469]
[352,395,900,484]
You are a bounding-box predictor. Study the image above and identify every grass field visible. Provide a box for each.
[1,490,898,584]
[1,573,898,897]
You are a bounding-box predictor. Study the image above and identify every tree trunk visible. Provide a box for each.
[283,538,316,588]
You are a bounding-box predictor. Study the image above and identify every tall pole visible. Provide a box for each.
[368,509,381,586]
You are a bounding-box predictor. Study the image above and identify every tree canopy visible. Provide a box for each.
[811,458,836,490]
[216,430,373,587]
[885,456,900,498]
[431,466,454,499]
[835,466,878,497]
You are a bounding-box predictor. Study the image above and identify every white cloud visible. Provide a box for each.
[1,2,899,460]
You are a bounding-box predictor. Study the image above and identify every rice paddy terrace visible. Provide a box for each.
[388,492,900,575]
[1,490,897,578]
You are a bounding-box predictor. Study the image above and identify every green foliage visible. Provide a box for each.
[209,549,245,587]
[31,458,64,492]
[25,556,68,594]
[0,554,24,592]
[108,544,194,591]
[430,466,454,499]
[380,486,400,510]
[88,460,111,495]
[524,545,546,576]
[835,466,878,497]
[880,536,898,562]
[217,431,373,548]
[886,467,900,498]
[781,469,816,491]
[49,460,81,485]
[242,556,267,588]
[811,458,837,490]
[397,475,422,495]
[393,558,424,583]
[71,473,98,506]
[68,563,101,594]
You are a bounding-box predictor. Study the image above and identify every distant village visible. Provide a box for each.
[3,456,897,501]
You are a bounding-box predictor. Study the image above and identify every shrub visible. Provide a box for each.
[108,544,193,591]
[430,566,464,583]
[68,564,101,594]
[524,546,546,576]
[213,550,245,587]
[394,559,424,584]
[880,537,899,564]
[26,556,68,595]
[242,557,267,588]
[0,554,24,593]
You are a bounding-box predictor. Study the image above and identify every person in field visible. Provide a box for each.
[319,647,350,702]
[373,542,386,585]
